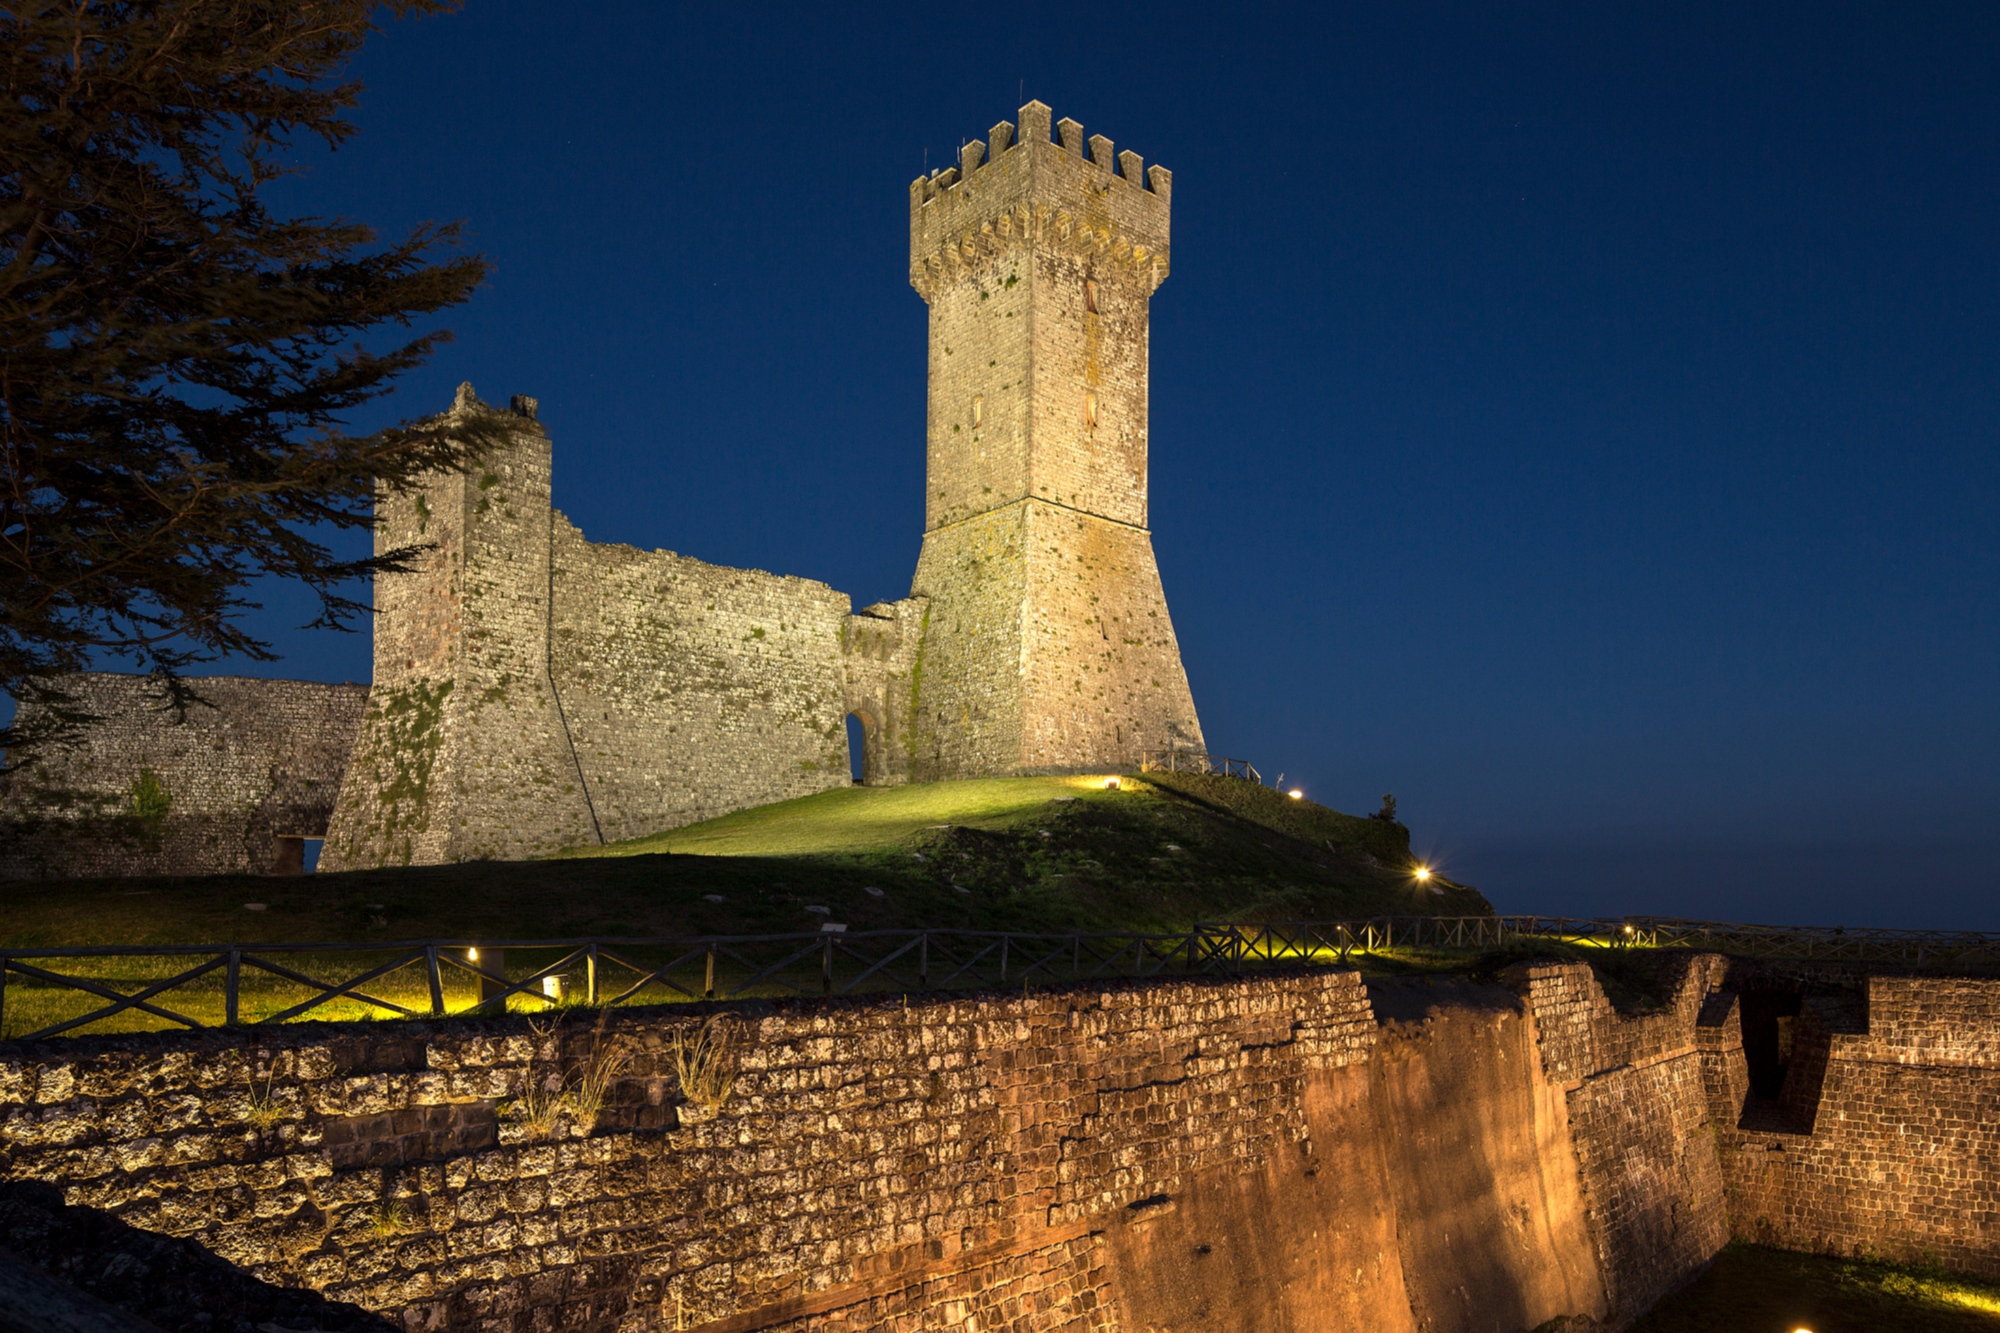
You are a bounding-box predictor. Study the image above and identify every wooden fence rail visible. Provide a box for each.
[2,915,1995,1041]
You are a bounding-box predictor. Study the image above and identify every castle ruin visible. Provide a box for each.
[0,103,1206,877]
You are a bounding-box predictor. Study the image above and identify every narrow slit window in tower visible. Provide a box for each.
[1084,393,1098,429]
[972,395,984,428]
[1085,280,1099,313]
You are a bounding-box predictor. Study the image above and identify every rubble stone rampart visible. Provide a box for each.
[12,960,1926,1332]
[0,674,367,879]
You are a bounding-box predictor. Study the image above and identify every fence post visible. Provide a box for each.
[999,935,1009,983]
[705,946,716,1000]
[425,946,444,1017]
[225,949,241,1026]
[586,944,599,1005]
[822,936,833,994]
[921,934,930,989]
[0,955,9,1039]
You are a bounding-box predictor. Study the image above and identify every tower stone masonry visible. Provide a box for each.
[901,101,1205,777]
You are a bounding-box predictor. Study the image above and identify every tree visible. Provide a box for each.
[0,0,505,757]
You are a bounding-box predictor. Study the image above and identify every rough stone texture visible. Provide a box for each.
[1508,958,1734,1319]
[1713,973,2000,1277]
[0,964,1836,1333]
[548,515,853,840]
[904,102,1204,778]
[322,391,859,869]
[322,391,607,869]
[0,674,367,880]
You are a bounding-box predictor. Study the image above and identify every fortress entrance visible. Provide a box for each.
[847,713,870,785]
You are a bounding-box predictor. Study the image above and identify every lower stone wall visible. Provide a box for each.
[0,970,1635,1333]
[0,674,368,880]
[3,961,1994,1331]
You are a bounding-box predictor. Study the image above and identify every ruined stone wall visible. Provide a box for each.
[1712,974,2000,1277]
[0,673,367,880]
[326,387,863,868]
[548,516,853,839]
[324,389,597,870]
[0,965,1783,1333]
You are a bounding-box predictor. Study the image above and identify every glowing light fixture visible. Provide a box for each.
[466,947,480,962]
[1104,777,1121,790]
[1287,789,1304,800]
[1413,866,1432,882]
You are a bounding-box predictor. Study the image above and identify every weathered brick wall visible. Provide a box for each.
[904,102,1203,779]
[0,969,1688,1333]
[0,673,367,879]
[1510,957,1734,1317]
[1714,974,2000,1276]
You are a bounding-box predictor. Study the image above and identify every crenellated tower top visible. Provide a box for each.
[909,101,1171,305]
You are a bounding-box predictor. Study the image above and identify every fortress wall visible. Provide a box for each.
[0,967,1772,1333]
[0,674,367,880]
[906,507,1032,778]
[324,397,598,870]
[1714,975,2000,1277]
[1509,959,1733,1316]
[548,515,853,840]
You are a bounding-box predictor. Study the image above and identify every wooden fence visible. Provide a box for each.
[2,915,1995,1042]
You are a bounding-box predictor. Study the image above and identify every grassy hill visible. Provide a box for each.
[0,773,1489,947]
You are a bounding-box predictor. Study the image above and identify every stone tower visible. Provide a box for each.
[902,101,1204,777]
[322,386,599,868]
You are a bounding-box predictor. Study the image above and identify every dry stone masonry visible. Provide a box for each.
[0,675,366,879]
[1,959,1992,1331]
[0,102,1207,876]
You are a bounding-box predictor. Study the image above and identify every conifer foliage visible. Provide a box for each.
[0,0,497,753]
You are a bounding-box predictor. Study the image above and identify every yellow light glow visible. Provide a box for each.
[1287,789,1304,800]
[1104,777,1120,790]
[1413,866,1432,882]
[466,947,479,962]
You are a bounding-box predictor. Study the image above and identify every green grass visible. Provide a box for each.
[0,773,1492,1037]
[568,777,1110,858]
[1630,1243,2000,1332]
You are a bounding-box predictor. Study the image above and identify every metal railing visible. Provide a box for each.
[2,916,1995,1042]
[1138,750,1261,782]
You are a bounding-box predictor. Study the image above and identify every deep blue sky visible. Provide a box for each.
[118,3,2000,925]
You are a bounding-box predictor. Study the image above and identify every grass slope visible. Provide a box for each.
[1627,1243,2000,1332]
[0,775,1488,947]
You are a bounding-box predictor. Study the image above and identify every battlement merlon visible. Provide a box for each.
[909,100,1171,302]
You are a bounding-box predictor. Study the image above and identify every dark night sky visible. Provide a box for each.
[67,3,2000,925]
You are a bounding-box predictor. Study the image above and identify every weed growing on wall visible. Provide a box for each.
[500,1010,632,1140]
[673,1016,735,1111]
[126,768,171,820]
[240,1068,285,1131]
[366,1200,411,1241]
